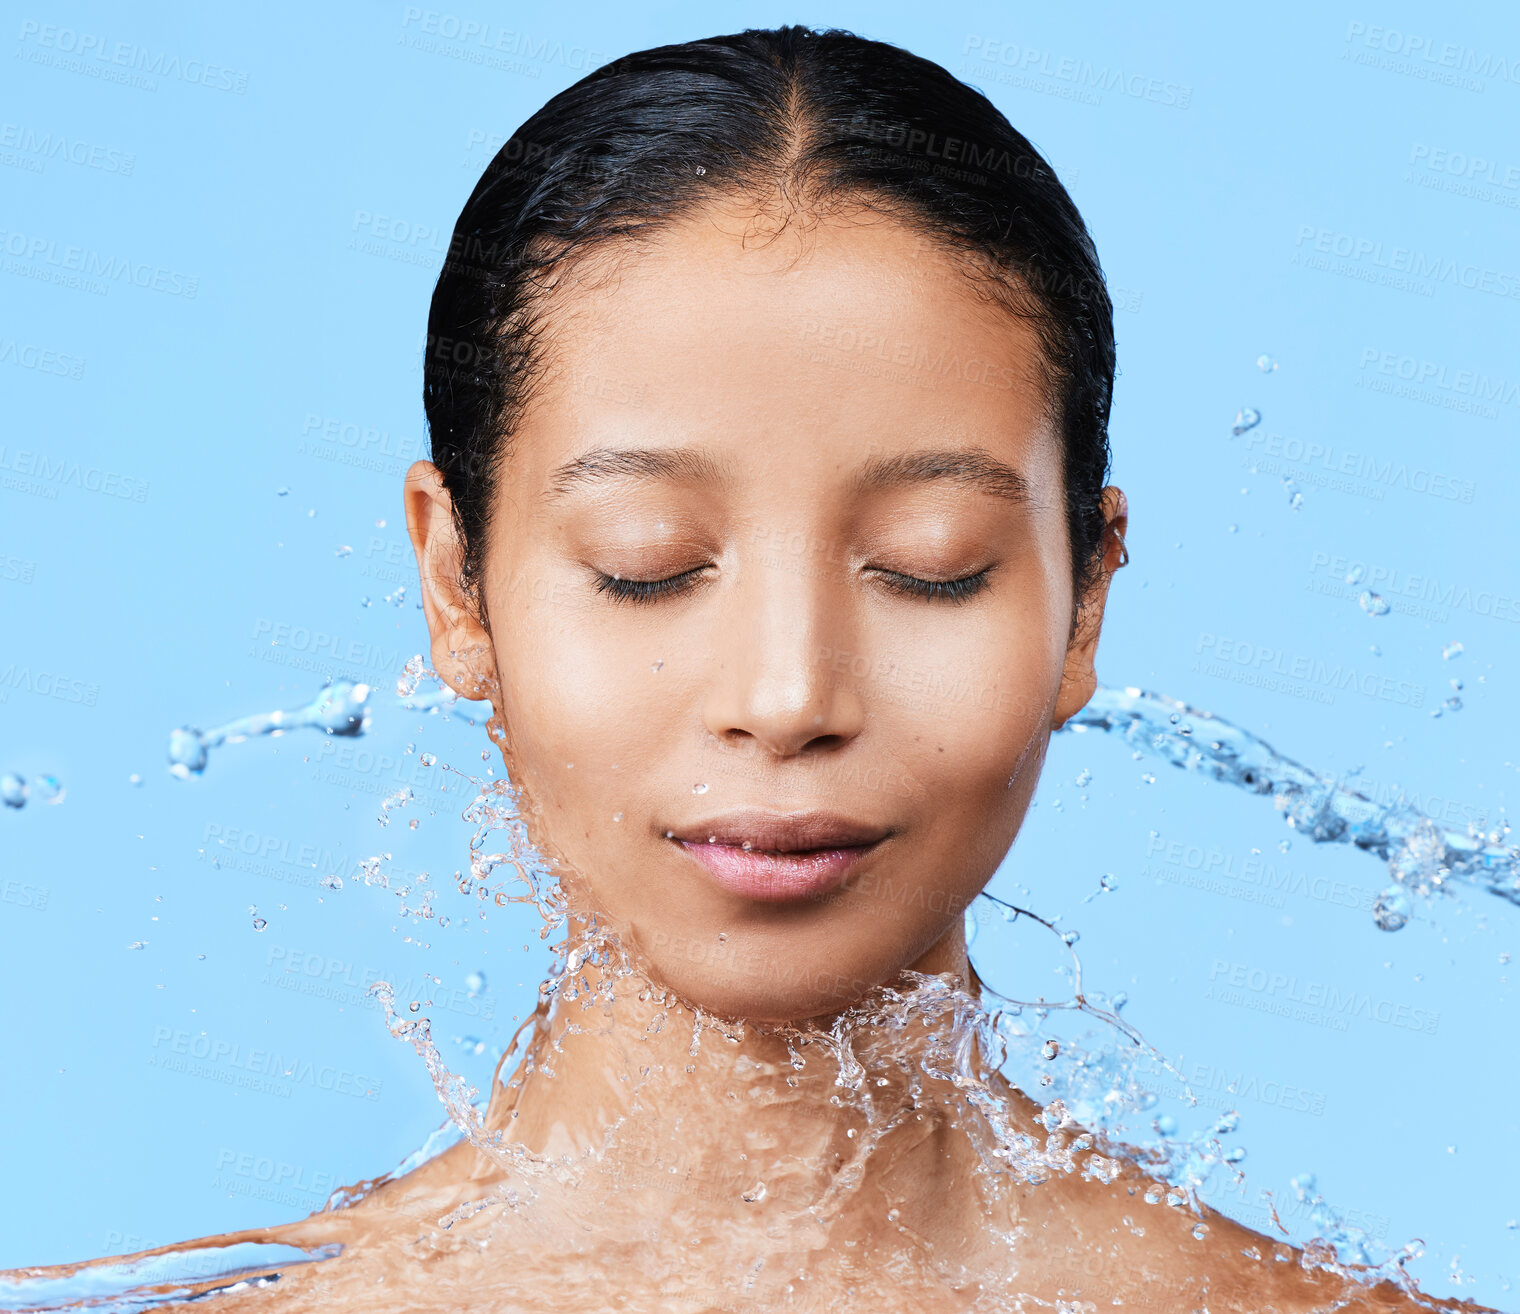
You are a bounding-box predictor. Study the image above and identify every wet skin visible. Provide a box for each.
[6,201,1489,1312]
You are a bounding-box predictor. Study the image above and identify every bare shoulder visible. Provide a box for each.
[998,1147,1501,1313]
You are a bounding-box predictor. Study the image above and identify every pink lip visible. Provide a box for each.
[674,838,883,903]
[666,808,893,903]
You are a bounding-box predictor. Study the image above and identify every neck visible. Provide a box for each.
[475,912,1022,1247]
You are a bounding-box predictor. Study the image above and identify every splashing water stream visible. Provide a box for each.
[6,673,1507,1309]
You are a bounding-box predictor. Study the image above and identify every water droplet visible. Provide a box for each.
[1443,696,1463,713]
[1154,1114,1177,1136]
[1287,491,1304,511]
[127,940,147,950]
[252,917,268,931]
[1277,838,1292,853]
[276,486,289,496]
[695,164,707,176]
[651,660,664,673]
[1041,1039,1059,1060]
[465,971,486,996]
[612,811,624,823]
[1369,644,1381,657]
[1256,354,1278,372]
[1231,407,1261,436]
[1344,563,1365,585]
[741,1182,767,1203]
[1359,590,1390,617]
[1192,1223,1210,1241]
[167,728,208,779]
[887,1207,900,1223]
[1074,768,1091,787]
[692,783,708,795]
[1,774,27,808]
[421,752,437,766]
[321,874,343,890]
[1373,885,1411,932]
[335,545,352,558]
[1442,640,1464,661]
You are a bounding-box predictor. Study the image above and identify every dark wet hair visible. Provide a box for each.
[424,24,1115,622]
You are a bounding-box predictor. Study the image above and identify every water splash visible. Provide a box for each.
[168,683,373,779]
[2,772,64,810]
[0,1242,342,1311]
[1062,685,1517,928]
[167,660,489,779]
[1231,406,1262,436]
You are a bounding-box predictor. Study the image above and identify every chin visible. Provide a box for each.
[635,932,911,1026]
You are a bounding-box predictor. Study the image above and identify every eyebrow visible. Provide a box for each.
[544,444,1031,505]
[851,447,1032,505]
[546,446,731,498]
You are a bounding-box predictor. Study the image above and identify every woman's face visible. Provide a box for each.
[407,203,1125,1022]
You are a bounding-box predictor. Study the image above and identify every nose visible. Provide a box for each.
[699,553,866,759]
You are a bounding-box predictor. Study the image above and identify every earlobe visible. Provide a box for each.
[403,460,500,705]
[1051,486,1129,729]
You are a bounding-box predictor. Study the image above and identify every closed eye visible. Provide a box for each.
[868,566,993,604]
[591,564,993,606]
[593,567,710,605]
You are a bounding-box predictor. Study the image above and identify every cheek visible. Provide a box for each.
[489,598,673,820]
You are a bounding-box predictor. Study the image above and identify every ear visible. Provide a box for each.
[403,460,499,704]
[1052,486,1128,729]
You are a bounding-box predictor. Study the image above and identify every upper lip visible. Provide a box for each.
[667,809,892,853]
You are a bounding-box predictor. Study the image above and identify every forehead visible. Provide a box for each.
[513,204,1059,489]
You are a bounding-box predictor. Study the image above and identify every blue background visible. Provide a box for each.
[1,0,1516,1305]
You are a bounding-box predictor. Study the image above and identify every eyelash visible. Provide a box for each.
[870,567,992,605]
[594,569,708,605]
[591,566,992,606]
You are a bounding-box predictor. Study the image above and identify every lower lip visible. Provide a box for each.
[674,839,881,903]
